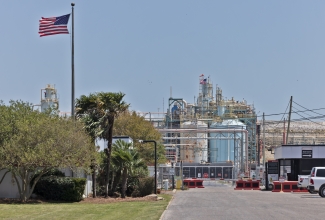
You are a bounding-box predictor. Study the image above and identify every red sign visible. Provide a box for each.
[203,173,208,178]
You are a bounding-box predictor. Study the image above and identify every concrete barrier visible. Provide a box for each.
[234,180,260,190]
[183,179,205,188]
[272,181,308,193]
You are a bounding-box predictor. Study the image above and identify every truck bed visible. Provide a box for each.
[297,175,309,188]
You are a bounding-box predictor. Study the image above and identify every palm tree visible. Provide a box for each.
[75,92,129,197]
[110,161,121,193]
[111,140,145,198]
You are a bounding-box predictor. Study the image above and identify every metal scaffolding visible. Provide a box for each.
[142,75,257,177]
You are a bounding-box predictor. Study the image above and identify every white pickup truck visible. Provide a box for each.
[307,167,325,197]
[297,174,316,194]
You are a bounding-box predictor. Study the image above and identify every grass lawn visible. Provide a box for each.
[0,194,172,220]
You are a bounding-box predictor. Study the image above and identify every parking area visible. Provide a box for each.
[161,183,325,220]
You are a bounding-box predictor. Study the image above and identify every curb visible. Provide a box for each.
[159,190,176,220]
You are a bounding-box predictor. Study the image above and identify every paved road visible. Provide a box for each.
[161,183,325,220]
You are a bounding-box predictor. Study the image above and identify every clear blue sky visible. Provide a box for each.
[1,1,325,121]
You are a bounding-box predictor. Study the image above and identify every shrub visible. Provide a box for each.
[31,168,65,185]
[31,168,65,194]
[34,177,86,202]
[131,189,141,197]
[132,177,154,197]
[126,176,139,197]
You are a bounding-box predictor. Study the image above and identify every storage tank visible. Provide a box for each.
[209,119,246,163]
[180,121,208,163]
[217,106,226,116]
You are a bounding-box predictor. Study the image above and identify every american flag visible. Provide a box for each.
[200,79,207,84]
[39,14,70,37]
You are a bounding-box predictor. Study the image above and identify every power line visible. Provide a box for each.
[292,106,315,118]
[290,101,325,126]
[267,101,290,128]
[293,101,324,116]
[291,113,325,127]
[294,115,325,127]
[263,115,325,126]
[257,107,325,118]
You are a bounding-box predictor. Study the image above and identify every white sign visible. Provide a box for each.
[280,166,291,175]
[268,174,278,183]
[279,176,286,183]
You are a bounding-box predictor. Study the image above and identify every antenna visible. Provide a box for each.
[170,86,172,98]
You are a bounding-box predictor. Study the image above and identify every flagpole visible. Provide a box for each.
[71,3,75,118]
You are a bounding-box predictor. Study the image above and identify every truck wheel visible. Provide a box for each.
[320,186,325,197]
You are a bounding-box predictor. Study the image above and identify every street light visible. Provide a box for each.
[139,140,157,194]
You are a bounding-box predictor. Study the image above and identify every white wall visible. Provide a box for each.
[0,169,93,199]
[0,169,21,199]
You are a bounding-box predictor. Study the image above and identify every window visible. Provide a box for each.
[183,167,190,178]
[316,169,325,177]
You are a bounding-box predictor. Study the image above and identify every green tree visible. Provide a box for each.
[113,111,166,164]
[111,140,145,198]
[75,92,129,197]
[0,100,96,202]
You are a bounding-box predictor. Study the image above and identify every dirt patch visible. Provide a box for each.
[0,198,45,204]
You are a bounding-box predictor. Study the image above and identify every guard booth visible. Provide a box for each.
[273,145,325,181]
[265,160,279,190]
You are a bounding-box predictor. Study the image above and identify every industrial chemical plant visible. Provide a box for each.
[143,75,325,182]
[146,75,259,179]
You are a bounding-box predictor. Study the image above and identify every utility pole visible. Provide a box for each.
[262,113,266,166]
[257,124,261,166]
[181,160,184,190]
[171,162,175,189]
[286,96,293,145]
